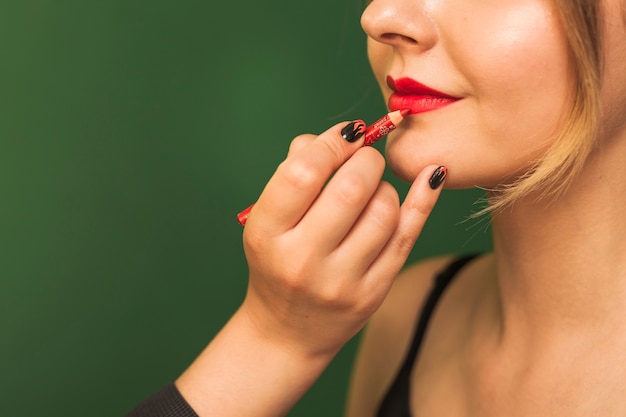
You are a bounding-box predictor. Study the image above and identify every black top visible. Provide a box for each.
[126,255,479,417]
[125,383,199,417]
[375,254,480,417]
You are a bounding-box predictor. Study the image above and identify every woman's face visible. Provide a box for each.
[361,0,575,189]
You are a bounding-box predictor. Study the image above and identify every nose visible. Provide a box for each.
[361,0,437,52]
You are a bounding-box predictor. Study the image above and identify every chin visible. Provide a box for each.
[386,155,418,184]
[385,144,503,191]
[383,130,448,184]
[384,128,537,191]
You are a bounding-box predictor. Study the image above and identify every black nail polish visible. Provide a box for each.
[341,120,366,143]
[429,166,447,189]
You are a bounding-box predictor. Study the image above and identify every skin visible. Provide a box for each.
[176,125,445,416]
[364,0,575,189]
[348,0,626,416]
[173,0,626,416]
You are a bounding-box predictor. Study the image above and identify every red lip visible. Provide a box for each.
[387,75,460,114]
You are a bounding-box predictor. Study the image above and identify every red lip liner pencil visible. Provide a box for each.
[237,109,410,226]
[363,108,409,146]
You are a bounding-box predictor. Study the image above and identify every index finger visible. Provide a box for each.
[250,120,367,235]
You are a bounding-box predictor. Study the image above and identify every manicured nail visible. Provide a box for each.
[429,166,447,189]
[341,120,367,142]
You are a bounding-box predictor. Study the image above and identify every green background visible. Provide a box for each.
[0,1,491,415]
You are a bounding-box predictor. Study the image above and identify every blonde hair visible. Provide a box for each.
[483,0,603,214]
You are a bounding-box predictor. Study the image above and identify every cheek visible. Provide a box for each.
[449,4,574,139]
[450,4,567,73]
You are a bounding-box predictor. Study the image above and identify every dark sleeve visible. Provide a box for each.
[125,382,199,417]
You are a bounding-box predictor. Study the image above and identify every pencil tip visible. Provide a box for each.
[400,108,410,117]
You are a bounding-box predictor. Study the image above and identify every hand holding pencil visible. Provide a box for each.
[237,109,410,226]
[236,109,447,362]
[177,110,447,416]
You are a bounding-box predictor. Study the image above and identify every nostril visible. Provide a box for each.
[380,33,419,45]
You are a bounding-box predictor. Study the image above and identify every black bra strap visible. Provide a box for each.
[376,254,480,417]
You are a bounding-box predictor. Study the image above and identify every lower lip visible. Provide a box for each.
[388,93,458,115]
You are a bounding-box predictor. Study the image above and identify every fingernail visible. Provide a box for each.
[429,166,447,189]
[341,120,366,143]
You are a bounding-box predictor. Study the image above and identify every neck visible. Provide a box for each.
[488,142,626,350]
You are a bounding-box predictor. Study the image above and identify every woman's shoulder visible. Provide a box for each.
[344,254,472,417]
[373,254,463,332]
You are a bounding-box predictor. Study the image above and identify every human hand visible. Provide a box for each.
[239,121,446,361]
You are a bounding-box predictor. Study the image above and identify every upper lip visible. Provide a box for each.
[386,75,459,100]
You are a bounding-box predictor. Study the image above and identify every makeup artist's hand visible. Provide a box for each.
[240,120,446,359]
[175,121,445,417]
